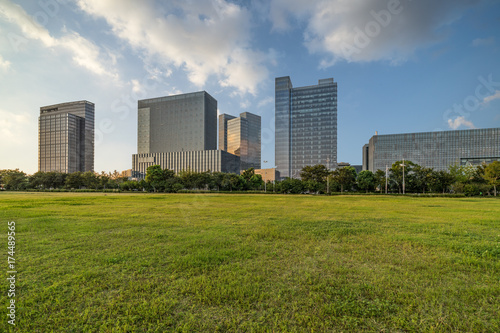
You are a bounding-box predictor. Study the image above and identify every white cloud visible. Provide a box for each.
[0,0,118,79]
[269,0,481,65]
[471,37,495,47]
[75,0,271,95]
[257,96,273,108]
[482,90,500,104]
[0,108,32,144]
[0,55,11,71]
[447,116,476,130]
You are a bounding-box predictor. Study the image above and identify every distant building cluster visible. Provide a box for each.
[37,76,499,179]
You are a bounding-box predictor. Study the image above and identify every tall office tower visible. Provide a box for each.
[218,113,236,151]
[275,76,337,178]
[133,91,241,178]
[221,112,261,171]
[363,128,500,172]
[38,101,94,173]
[138,91,217,154]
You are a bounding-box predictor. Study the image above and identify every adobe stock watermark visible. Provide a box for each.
[340,0,412,59]
[7,0,70,52]
[443,74,500,122]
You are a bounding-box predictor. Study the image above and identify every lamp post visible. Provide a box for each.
[385,165,388,194]
[263,160,268,192]
[400,159,405,194]
[327,157,330,194]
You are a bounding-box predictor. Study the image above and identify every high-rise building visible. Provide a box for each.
[133,91,240,178]
[219,112,261,171]
[363,128,500,172]
[275,76,338,178]
[218,114,236,152]
[137,91,217,154]
[38,100,94,173]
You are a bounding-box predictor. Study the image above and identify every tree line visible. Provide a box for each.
[1,160,499,196]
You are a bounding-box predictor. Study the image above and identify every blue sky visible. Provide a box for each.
[1,0,499,174]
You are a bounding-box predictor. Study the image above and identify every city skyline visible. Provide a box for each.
[1,0,500,174]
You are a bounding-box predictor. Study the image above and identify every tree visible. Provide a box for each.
[65,172,84,189]
[146,165,166,192]
[331,166,357,193]
[300,165,330,183]
[374,169,386,193]
[389,160,417,194]
[82,171,99,189]
[413,165,434,194]
[484,161,500,196]
[432,170,455,194]
[357,170,375,193]
[1,169,28,190]
[248,174,264,190]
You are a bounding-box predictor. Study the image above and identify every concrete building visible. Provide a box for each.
[133,150,240,177]
[363,128,500,172]
[219,112,261,171]
[254,168,280,183]
[275,76,337,179]
[132,91,240,178]
[38,100,94,173]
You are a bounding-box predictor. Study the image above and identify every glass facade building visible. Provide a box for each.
[364,128,500,172]
[138,91,217,154]
[220,112,261,171]
[275,77,337,178]
[38,101,94,173]
[133,91,241,178]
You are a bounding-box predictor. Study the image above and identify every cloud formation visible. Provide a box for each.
[471,37,495,47]
[0,55,11,71]
[269,0,481,66]
[447,116,476,130]
[483,90,500,104]
[0,0,118,78]
[76,0,271,95]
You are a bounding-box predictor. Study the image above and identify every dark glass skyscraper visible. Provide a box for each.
[275,77,337,178]
[38,101,94,173]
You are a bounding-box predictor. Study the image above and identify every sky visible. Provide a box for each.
[1,0,499,174]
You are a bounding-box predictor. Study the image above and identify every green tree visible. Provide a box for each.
[1,169,28,190]
[374,169,387,192]
[389,160,417,194]
[357,170,375,193]
[300,165,330,183]
[413,165,434,194]
[82,171,99,189]
[65,172,84,189]
[331,166,357,193]
[248,174,264,190]
[432,170,455,194]
[146,165,166,192]
[484,161,500,196]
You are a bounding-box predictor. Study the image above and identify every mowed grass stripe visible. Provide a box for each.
[0,193,498,332]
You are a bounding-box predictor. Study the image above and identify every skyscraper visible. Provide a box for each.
[133,91,240,178]
[38,100,94,173]
[275,76,337,178]
[219,112,261,171]
[137,91,217,154]
[218,113,236,152]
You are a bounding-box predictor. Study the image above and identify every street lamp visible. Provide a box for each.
[400,159,405,194]
[385,165,388,194]
[263,160,268,192]
[327,157,330,194]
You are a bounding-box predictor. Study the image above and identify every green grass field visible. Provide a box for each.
[0,193,499,332]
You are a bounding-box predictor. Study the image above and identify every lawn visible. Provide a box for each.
[0,192,499,332]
